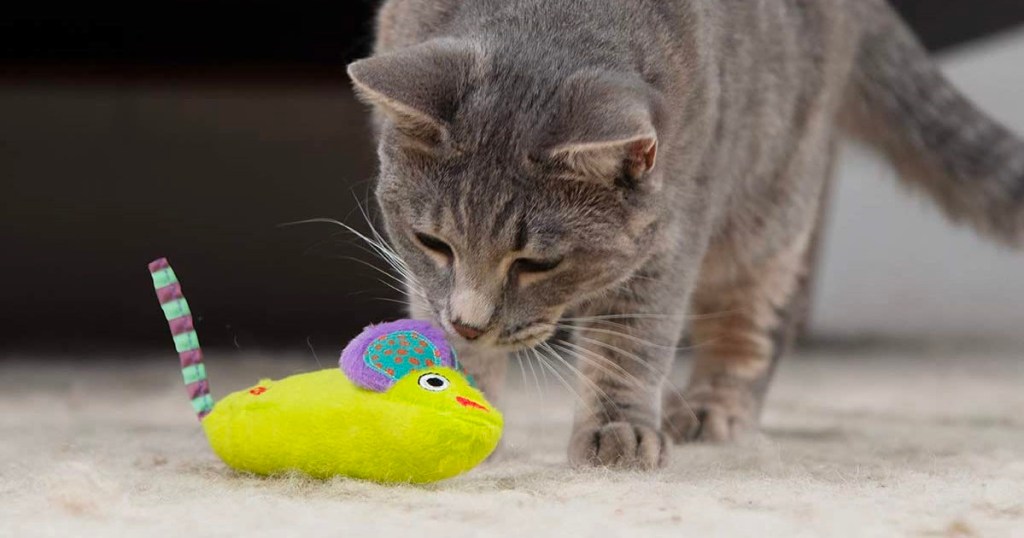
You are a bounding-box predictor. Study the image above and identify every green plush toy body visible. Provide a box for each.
[203,368,501,483]
[149,258,502,484]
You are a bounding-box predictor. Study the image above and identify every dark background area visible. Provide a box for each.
[4,1,1024,73]
[2,1,1024,355]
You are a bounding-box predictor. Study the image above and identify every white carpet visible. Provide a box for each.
[2,345,1023,537]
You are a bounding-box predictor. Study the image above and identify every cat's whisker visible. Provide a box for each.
[548,345,656,413]
[280,219,397,274]
[376,278,422,301]
[283,217,385,256]
[559,337,698,425]
[353,197,392,249]
[528,348,552,395]
[538,343,622,424]
[551,322,681,351]
[681,309,744,321]
[522,348,544,398]
[539,344,603,398]
[354,260,425,301]
[550,340,651,392]
[283,216,428,305]
[281,218,397,267]
[311,215,411,281]
[550,339,687,425]
[516,348,540,397]
[561,313,679,322]
[550,340,633,381]
[305,336,324,369]
[531,346,590,409]
[337,254,409,289]
[558,315,723,358]
[350,259,425,302]
[512,350,535,397]
[351,249,427,300]
[373,297,415,308]
[298,235,358,259]
[362,266,425,303]
[534,347,552,388]
[566,335,669,380]
[362,246,420,294]
[574,328,720,361]
[560,309,740,323]
[358,213,417,280]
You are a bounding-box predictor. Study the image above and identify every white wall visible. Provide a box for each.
[811,30,1024,340]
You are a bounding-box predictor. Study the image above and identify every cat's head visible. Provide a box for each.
[348,39,670,349]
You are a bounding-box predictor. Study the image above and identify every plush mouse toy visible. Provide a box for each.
[149,258,503,484]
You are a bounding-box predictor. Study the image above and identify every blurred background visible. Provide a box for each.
[2,1,1023,356]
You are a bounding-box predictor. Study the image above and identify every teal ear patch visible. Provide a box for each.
[363,331,445,381]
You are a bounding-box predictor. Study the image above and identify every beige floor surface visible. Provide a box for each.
[1,346,1022,537]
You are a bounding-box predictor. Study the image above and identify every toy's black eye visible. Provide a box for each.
[512,257,562,274]
[418,373,450,392]
[414,232,454,261]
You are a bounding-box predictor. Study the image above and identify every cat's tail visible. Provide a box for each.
[149,258,215,421]
[842,0,1024,247]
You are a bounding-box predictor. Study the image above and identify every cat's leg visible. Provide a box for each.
[452,341,509,403]
[661,225,818,443]
[662,123,837,444]
[565,271,689,469]
[458,344,509,462]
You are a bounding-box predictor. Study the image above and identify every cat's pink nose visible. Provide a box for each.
[450,321,485,341]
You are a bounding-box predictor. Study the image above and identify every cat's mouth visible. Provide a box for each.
[494,323,556,350]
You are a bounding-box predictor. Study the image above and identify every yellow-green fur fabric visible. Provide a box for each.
[201,367,503,483]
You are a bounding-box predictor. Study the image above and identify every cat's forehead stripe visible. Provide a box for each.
[492,198,517,236]
[429,199,444,230]
[513,217,530,252]
[451,194,466,235]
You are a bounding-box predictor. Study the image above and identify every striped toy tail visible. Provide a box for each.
[149,258,214,421]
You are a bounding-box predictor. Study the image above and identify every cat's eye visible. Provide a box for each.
[418,373,450,392]
[414,232,454,261]
[512,257,562,274]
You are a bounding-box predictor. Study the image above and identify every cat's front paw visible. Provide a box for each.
[568,421,668,470]
[662,382,758,443]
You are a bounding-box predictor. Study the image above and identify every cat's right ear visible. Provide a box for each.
[542,72,667,191]
[347,40,479,152]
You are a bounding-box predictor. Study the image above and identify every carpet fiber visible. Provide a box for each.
[2,346,1023,537]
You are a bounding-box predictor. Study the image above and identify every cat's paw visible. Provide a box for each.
[662,383,758,443]
[568,421,668,470]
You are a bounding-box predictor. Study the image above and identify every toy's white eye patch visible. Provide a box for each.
[418,373,450,392]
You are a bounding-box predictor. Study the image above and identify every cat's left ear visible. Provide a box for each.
[543,72,666,189]
[347,39,480,151]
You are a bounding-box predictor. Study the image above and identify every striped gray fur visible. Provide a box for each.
[348,0,1024,468]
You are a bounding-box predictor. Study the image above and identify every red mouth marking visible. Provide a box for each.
[456,396,488,412]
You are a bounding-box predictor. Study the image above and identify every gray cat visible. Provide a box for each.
[347,0,1024,468]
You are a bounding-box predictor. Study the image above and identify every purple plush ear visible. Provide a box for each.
[339,319,458,392]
